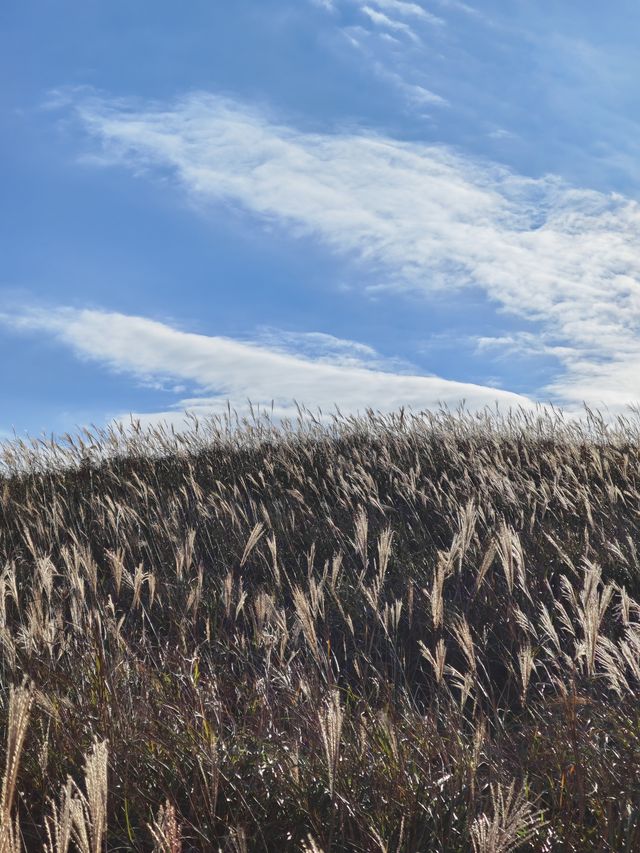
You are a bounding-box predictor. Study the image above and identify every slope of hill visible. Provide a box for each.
[0,409,639,851]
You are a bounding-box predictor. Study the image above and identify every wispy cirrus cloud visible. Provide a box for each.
[1,307,534,423]
[369,62,448,105]
[66,90,640,411]
[365,0,444,25]
[312,0,448,107]
[253,328,414,372]
[360,6,421,41]
[312,0,443,23]
[430,0,479,15]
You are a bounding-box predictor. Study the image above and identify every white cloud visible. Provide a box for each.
[69,91,640,411]
[361,6,420,41]
[323,2,448,110]
[407,83,448,106]
[254,328,411,370]
[371,63,448,105]
[488,128,518,141]
[366,0,444,25]
[431,0,482,17]
[3,307,535,424]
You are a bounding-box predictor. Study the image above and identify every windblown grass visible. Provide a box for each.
[0,407,640,850]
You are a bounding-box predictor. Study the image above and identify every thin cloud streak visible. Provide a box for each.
[366,0,445,25]
[360,6,420,41]
[69,91,640,411]
[314,0,449,110]
[3,307,536,423]
[370,62,449,105]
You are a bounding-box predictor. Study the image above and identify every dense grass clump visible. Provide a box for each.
[1,408,640,851]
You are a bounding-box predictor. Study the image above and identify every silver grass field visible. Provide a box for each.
[0,408,639,850]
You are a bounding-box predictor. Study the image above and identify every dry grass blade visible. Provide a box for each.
[376,527,393,586]
[419,638,446,685]
[43,779,73,853]
[70,741,108,853]
[517,643,536,701]
[353,507,369,568]
[1,686,32,825]
[431,554,447,630]
[221,826,248,853]
[318,689,343,798]
[292,586,321,663]
[452,615,476,673]
[149,800,181,853]
[0,815,20,853]
[239,523,265,568]
[0,685,32,853]
[301,836,325,853]
[470,781,544,853]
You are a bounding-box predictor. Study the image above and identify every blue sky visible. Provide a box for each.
[2,0,640,435]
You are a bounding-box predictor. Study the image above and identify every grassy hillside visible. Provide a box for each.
[0,409,639,851]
